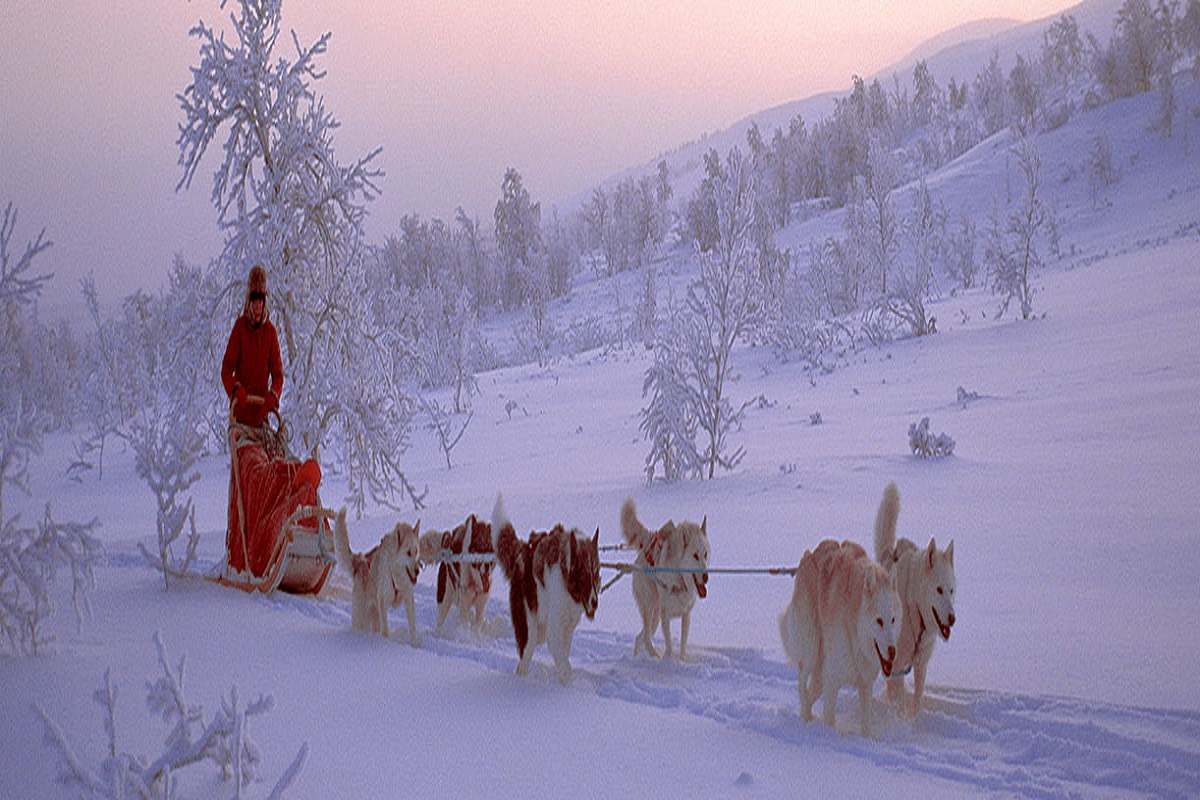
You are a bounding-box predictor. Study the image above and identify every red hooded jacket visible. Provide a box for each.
[221,313,283,424]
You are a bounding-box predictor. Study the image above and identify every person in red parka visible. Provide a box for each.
[222,264,283,427]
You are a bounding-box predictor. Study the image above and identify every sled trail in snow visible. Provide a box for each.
[262,578,1200,799]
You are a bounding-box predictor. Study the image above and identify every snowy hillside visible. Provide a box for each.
[3,47,1200,797]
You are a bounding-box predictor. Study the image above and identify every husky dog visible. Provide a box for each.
[874,482,956,716]
[491,496,600,684]
[333,508,422,646]
[418,514,494,633]
[779,535,900,737]
[620,498,709,660]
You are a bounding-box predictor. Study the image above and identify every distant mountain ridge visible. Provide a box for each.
[562,0,1124,212]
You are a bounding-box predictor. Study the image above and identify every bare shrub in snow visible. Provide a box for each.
[909,417,956,458]
[38,632,307,799]
[131,410,204,589]
[420,395,472,471]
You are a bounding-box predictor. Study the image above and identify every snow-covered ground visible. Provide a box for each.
[4,66,1200,800]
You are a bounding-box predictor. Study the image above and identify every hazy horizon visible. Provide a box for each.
[2,0,1078,310]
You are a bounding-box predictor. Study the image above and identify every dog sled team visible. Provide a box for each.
[332,482,955,736]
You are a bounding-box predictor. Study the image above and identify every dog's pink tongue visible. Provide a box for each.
[695,577,707,599]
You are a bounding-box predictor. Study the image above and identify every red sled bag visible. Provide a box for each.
[223,417,332,594]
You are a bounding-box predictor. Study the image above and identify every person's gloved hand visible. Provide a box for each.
[232,384,248,407]
[265,392,279,413]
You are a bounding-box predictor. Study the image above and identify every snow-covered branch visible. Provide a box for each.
[0,504,101,656]
[39,632,307,799]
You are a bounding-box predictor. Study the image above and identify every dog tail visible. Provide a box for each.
[620,497,649,549]
[779,600,806,667]
[333,506,356,576]
[874,482,900,566]
[491,494,522,582]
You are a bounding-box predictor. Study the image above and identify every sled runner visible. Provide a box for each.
[218,410,336,594]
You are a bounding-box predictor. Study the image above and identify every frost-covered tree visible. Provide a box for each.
[1009,54,1043,133]
[494,167,544,312]
[845,138,900,298]
[974,50,1010,136]
[882,179,943,337]
[178,0,421,511]
[986,138,1051,320]
[805,236,860,318]
[0,204,52,520]
[1182,0,1200,76]
[640,324,701,483]
[634,254,658,346]
[80,259,218,587]
[684,149,726,252]
[1095,0,1172,98]
[945,215,979,291]
[583,176,662,278]
[1086,131,1120,205]
[911,60,941,128]
[1,203,100,656]
[682,148,762,479]
[1042,14,1088,92]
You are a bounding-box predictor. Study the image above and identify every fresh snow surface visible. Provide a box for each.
[4,76,1200,800]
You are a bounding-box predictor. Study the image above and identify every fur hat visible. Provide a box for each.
[247,264,268,298]
[243,264,270,323]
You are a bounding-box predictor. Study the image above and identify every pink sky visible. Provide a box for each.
[1,1,1080,308]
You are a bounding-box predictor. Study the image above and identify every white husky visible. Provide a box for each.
[779,532,900,736]
[874,482,956,715]
[333,508,422,646]
[620,498,709,660]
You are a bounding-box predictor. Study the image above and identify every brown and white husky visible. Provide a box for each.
[491,495,600,684]
[333,508,421,646]
[418,513,494,633]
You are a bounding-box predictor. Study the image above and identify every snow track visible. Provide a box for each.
[255,570,1200,799]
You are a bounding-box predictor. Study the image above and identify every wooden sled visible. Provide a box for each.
[217,409,337,595]
[217,504,336,594]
